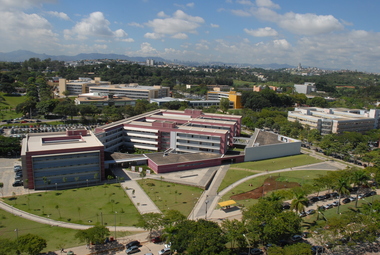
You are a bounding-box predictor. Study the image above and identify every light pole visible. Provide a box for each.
[243,234,251,254]
[205,200,209,220]
[55,183,57,190]
[114,211,117,240]
[86,179,89,187]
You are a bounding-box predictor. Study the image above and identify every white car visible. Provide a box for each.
[158,247,171,255]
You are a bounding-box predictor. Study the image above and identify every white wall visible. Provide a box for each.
[244,141,301,162]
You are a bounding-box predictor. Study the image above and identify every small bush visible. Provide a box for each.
[146,183,155,187]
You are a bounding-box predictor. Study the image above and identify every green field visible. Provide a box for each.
[4,184,141,227]
[137,179,203,217]
[0,93,26,120]
[231,154,322,171]
[220,170,331,208]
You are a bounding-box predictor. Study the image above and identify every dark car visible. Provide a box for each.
[250,248,264,255]
[12,180,23,187]
[126,240,140,249]
[342,198,351,204]
[330,192,339,198]
[309,196,319,203]
[291,235,303,243]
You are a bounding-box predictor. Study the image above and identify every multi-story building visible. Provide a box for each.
[206,90,242,109]
[288,107,380,134]
[58,77,111,96]
[21,129,105,190]
[94,109,241,154]
[294,82,316,94]
[74,94,136,107]
[89,83,170,100]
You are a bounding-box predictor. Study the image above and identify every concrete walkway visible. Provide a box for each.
[189,164,230,220]
[122,171,162,215]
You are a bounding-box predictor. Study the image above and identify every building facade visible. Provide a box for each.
[89,83,170,100]
[288,107,380,134]
[206,90,242,109]
[94,109,242,154]
[294,82,316,94]
[58,77,111,96]
[21,129,105,190]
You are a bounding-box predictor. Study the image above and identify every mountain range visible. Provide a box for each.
[0,50,294,69]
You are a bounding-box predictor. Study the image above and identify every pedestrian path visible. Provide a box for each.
[122,171,162,215]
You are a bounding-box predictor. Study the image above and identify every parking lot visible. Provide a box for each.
[0,157,28,197]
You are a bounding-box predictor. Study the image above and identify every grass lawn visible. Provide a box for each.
[0,208,140,252]
[230,154,322,171]
[220,170,331,208]
[218,169,260,192]
[137,179,203,217]
[4,184,141,227]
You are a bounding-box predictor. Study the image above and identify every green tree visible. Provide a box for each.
[162,209,186,227]
[290,191,309,214]
[166,219,227,255]
[75,225,110,245]
[221,219,246,249]
[220,97,230,113]
[137,212,163,238]
[351,169,369,208]
[18,233,47,255]
[335,177,350,214]
[0,238,17,255]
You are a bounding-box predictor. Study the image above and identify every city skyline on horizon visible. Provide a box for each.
[1,0,380,72]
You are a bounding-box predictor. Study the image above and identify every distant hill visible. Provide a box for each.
[0,50,295,69]
[0,50,166,63]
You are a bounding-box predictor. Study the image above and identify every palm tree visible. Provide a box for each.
[352,170,369,208]
[335,177,350,214]
[291,191,309,214]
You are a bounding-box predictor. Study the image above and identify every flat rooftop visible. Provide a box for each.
[24,130,103,153]
[145,152,223,165]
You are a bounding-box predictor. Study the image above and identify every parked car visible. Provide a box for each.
[291,235,303,243]
[125,246,140,254]
[332,201,340,207]
[309,196,319,203]
[14,165,22,172]
[306,209,315,215]
[330,192,339,198]
[250,248,264,255]
[126,241,140,249]
[324,204,333,209]
[342,198,351,204]
[151,236,162,243]
[349,197,356,202]
[299,211,307,217]
[12,180,23,187]
[158,247,171,255]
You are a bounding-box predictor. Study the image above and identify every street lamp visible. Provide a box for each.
[86,179,89,187]
[114,211,117,240]
[243,234,251,254]
[205,200,209,220]
[55,183,57,190]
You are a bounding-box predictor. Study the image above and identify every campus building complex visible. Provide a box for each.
[89,83,170,100]
[20,110,302,188]
[294,82,316,94]
[206,90,243,109]
[58,77,111,96]
[74,94,136,107]
[288,107,380,134]
[94,109,242,154]
[21,129,105,190]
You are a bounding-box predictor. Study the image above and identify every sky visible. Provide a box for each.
[1,0,380,72]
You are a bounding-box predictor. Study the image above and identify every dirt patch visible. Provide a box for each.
[230,176,300,200]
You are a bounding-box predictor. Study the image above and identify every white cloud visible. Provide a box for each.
[210,23,219,28]
[237,0,254,6]
[231,9,251,17]
[255,0,280,9]
[144,32,163,39]
[0,0,54,11]
[279,12,344,35]
[157,11,169,18]
[47,11,70,21]
[145,10,204,39]
[187,2,195,8]
[244,27,278,37]
[128,22,144,28]
[64,11,131,41]
[172,33,188,39]
[118,38,134,42]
